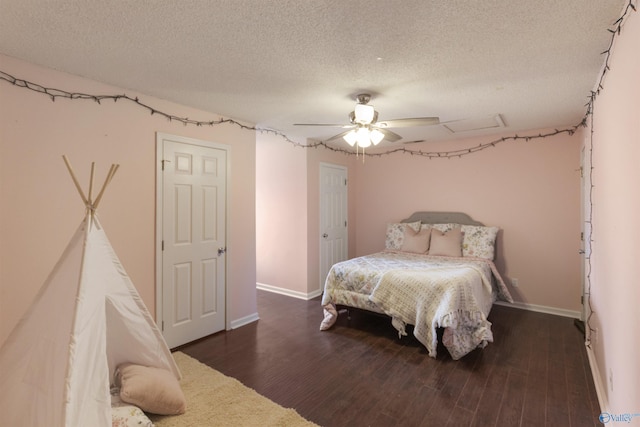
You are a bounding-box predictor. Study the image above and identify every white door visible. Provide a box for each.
[319,163,348,291]
[156,133,227,349]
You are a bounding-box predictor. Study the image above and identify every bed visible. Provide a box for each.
[320,212,513,360]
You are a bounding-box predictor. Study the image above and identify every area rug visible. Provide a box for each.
[149,352,319,427]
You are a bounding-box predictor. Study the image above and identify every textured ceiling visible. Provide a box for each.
[0,0,627,146]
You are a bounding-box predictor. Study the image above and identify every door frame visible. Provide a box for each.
[155,132,231,334]
[318,162,348,291]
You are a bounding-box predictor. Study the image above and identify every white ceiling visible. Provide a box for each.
[0,0,627,146]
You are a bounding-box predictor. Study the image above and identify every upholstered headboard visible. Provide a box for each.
[401,211,484,226]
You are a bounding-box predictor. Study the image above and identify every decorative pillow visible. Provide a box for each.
[428,227,463,257]
[111,400,154,427]
[428,223,457,232]
[116,363,186,415]
[400,227,431,254]
[385,221,421,250]
[460,225,499,259]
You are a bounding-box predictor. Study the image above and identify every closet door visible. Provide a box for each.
[319,163,348,292]
[156,133,228,348]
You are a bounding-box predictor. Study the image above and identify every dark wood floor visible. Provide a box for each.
[179,290,601,427]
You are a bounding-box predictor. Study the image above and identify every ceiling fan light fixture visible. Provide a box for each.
[354,103,375,124]
[343,130,357,146]
[356,127,371,148]
[370,128,384,145]
[295,92,440,150]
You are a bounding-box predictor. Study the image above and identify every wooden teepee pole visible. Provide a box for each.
[93,163,119,210]
[62,155,119,211]
[87,162,95,205]
[62,155,89,207]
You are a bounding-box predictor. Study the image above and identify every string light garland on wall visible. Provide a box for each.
[581,0,636,349]
[0,69,583,159]
[584,92,597,349]
[0,0,635,161]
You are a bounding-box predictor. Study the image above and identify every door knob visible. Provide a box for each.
[322,233,328,238]
[218,247,227,256]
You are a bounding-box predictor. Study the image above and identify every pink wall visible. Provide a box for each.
[353,130,583,313]
[587,10,639,412]
[256,133,309,295]
[255,133,356,296]
[0,55,257,345]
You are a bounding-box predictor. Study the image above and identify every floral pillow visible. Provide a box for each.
[421,223,456,233]
[111,398,154,427]
[460,225,499,259]
[385,221,421,250]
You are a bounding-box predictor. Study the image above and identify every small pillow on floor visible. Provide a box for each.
[116,363,186,415]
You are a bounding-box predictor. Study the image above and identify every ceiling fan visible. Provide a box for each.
[294,93,439,148]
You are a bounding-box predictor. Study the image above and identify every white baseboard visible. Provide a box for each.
[256,282,322,300]
[229,312,259,329]
[494,300,581,319]
[586,343,608,413]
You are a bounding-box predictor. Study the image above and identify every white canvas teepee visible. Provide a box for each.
[0,157,180,427]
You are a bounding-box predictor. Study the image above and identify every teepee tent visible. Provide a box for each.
[0,156,180,427]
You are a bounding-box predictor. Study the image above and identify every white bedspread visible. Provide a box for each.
[320,251,513,359]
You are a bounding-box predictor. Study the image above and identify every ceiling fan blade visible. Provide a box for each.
[376,117,440,128]
[324,129,355,142]
[380,129,403,143]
